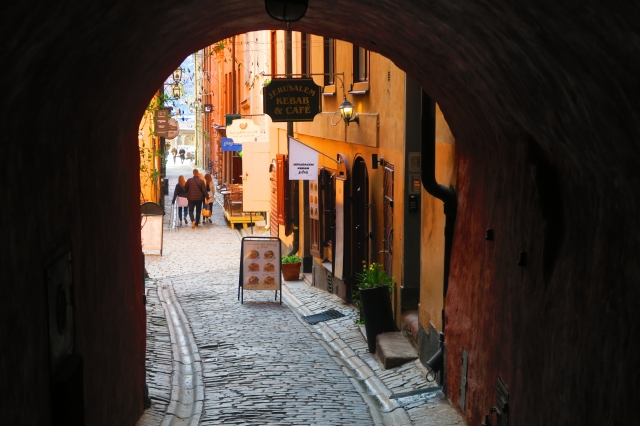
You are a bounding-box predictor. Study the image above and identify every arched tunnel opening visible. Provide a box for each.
[3,1,639,425]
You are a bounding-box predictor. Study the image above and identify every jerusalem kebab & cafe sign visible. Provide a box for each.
[263,78,322,122]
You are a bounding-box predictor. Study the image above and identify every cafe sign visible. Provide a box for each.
[263,78,322,122]
[226,118,261,143]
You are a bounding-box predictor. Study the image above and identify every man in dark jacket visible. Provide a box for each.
[184,169,209,228]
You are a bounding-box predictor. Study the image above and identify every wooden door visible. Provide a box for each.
[351,156,369,275]
[383,161,394,278]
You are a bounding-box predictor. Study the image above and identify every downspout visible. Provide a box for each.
[285,24,299,256]
[421,91,457,332]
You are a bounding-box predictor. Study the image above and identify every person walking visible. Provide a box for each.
[179,147,186,164]
[184,168,209,228]
[171,175,189,225]
[203,173,214,224]
[171,147,178,164]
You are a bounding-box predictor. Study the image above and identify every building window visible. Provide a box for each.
[349,45,369,95]
[271,31,278,76]
[301,32,310,77]
[353,46,369,82]
[324,37,334,86]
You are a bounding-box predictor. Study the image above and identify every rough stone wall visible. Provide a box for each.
[2,1,639,425]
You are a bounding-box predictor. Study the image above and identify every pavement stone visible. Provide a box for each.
[136,161,466,426]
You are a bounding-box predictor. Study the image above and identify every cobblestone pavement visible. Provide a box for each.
[137,161,465,425]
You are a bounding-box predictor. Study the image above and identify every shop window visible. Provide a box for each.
[310,167,336,259]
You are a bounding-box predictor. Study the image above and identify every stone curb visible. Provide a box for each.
[158,281,204,426]
[281,281,410,424]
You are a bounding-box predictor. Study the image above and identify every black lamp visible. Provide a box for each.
[171,82,181,99]
[425,348,443,382]
[339,95,359,126]
[264,0,308,22]
[172,67,183,83]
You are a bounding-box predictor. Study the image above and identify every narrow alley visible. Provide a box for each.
[136,160,464,425]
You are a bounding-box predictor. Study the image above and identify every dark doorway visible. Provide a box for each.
[352,156,369,274]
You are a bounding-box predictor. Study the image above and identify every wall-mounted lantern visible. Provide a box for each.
[338,95,359,126]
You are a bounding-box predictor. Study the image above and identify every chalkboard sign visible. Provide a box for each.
[238,236,281,304]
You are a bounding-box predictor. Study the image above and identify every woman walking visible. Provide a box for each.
[204,173,214,224]
[171,175,189,225]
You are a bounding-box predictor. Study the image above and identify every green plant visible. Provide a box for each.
[352,262,394,324]
[282,254,302,264]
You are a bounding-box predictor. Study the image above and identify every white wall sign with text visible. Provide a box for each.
[288,137,318,180]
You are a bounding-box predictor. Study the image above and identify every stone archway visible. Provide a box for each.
[4,2,639,425]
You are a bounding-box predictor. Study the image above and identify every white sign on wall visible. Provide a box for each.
[288,137,318,180]
[226,119,261,143]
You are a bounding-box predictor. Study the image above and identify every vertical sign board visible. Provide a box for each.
[334,178,345,280]
[238,236,282,304]
[309,179,319,219]
[141,215,163,255]
[155,108,172,137]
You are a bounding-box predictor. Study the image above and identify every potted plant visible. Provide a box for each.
[281,254,302,281]
[353,262,396,353]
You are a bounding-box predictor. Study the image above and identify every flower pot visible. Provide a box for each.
[281,262,301,281]
[360,285,396,353]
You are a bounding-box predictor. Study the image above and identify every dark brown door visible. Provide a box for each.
[383,161,394,278]
[232,155,243,184]
[352,156,369,274]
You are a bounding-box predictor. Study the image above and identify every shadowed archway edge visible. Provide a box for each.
[2,1,639,425]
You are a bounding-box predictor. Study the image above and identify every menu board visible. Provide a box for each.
[141,215,163,255]
[242,238,281,291]
[309,179,319,220]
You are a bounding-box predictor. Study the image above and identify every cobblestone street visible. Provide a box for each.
[137,161,465,426]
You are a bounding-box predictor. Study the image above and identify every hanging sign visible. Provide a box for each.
[264,78,322,122]
[166,118,179,139]
[226,118,262,143]
[289,137,318,180]
[155,107,172,137]
[221,137,242,151]
[238,236,282,304]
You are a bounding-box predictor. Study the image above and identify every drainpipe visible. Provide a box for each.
[420,91,457,331]
[285,24,299,256]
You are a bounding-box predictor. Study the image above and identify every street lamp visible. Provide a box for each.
[338,95,359,125]
[171,81,181,99]
[172,67,183,83]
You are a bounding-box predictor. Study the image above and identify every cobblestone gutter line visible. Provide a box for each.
[280,283,413,424]
[158,280,204,426]
[137,280,172,426]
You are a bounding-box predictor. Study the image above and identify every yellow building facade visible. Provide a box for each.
[200,31,457,360]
